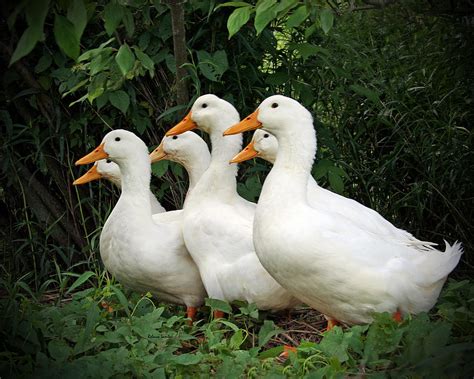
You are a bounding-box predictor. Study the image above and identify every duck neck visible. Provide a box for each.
[181,152,210,193]
[264,125,316,203]
[191,123,242,198]
[116,154,152,216]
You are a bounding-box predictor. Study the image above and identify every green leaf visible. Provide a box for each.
[104,2,124,36]
[10,26,42,65]
[67,0,87,41]
[34,54,53,73]
[217,1,251,8]
[290,42,321,60]
[320,9,334,34]
[122,7,135,37]
[86,73,106,103]
[286,5,308,28]
[110,284,130,316]
[26,0,50,32]
[254,0,277,35]
[227,6,252,39]
[109,90,130,114]
[115,44,135,76]
[258,320,281,347]
[328,170,344,194]
[151,160,169,177]
[197,50,228,82]
[205,298,233,313]
[54,15,80,60]
[135,48,155,75]
[230,329,245,349]
[48,340,71,362]
[65,271,95,295]
[172,353,202,365]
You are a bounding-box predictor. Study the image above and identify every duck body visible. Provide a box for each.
[227,95,463,324]
[167,95,298,310]
[246,130,431,248]
[80,130,206,308]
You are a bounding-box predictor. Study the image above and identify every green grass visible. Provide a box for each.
[1,275,473,378]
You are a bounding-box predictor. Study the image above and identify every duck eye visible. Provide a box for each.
[202,103,208,108]
[271,103,279,108]
[263,134,269,138]
[172,136,178,140]
[106,159,112,163]
[115,137,121,141]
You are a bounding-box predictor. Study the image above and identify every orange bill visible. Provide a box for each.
[75,143,108,165]
[230,141,260,164]
[165,111,197,136]
[149,141,167,163]
[73,165,102,185]
[223,109,261,136]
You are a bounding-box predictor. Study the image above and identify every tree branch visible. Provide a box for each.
[165,0,189,109]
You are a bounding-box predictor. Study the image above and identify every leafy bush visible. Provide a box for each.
[1,277,473,377]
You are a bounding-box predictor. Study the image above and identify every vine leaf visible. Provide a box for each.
[115,44,135,76]
[67,0,87,41]
[227,6,252,39]
[109,90,130,114]
[320,9,334,34]
[54,15,80,60]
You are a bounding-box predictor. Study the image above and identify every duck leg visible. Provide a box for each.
[278,345,297,360]
[186,306,197,325]
[326,318,340,331]
[392,309,402,323]
[213,310,225,319]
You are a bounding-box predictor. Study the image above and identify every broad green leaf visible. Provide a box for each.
[78,38,115,62]
[67,0,87,41]
[197,50,228,82]
[151,160,169,177]
[205,298,233,313]
[26,0,50,32]
[54,15,80,60]
[227,6,252,39]
[286,5,308,28]
[258,320,281,347]
[172,353,202,365]
[34,54,53,73]
[48,340,71,362]
[109,91,130,114]
[10,26,41,65]
[230,329,245,349]
[135,48,155,74]
[96,93,109,109]
[104,2,124,36]
[320,9,334,34]
[328,170,344,194]
[254,0,277,35]
[122,8,135,37]
[86,73,106,103]
[65,271,95,294]
[115,44,135,76]
[290,42,321,60]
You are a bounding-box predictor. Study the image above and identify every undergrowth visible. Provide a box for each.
[1,276,473,378]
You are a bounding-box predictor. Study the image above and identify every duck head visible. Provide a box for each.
[166,94,240,136]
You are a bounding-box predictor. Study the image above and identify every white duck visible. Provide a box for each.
[74,159,166,214]
[231,129,434,248]
[224,95,463,325]
[75,130,207,321]
[149,131,211,206]
[165,94,299,315]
